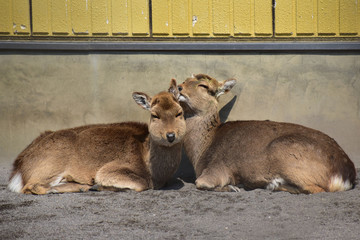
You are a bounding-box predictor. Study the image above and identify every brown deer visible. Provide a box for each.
[177,74,356,194]
[8,80,186,194]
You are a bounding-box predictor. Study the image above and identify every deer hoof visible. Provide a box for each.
[89,184,100,191]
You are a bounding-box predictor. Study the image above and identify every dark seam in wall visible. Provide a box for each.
[272,0,276,38]
[29,0,33,35]
[149,0,153,37]
[29,0,33,34]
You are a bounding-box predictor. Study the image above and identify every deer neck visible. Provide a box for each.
[183,105,220,172]
[147,139,182,189]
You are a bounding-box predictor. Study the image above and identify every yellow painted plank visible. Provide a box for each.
[275,0,294,35]
[71,0,91,35]
[131,0,149,35]
[339,0,357,35]
[4,0,360,38]
[51,0,70,34]
[152,0,170,35]
[233,0,252,35]
[0,0,12,34]
[13,0,30,34]
[192,0,210,35]
[111,0,129,35]
[358,0,360,35]
[212,0,230,35]
[296,0,315,35]
[172,0,189,35]
[32,0,50,34]
[91,0,109,34]
[254,0,272,35]
[318,0,338,35]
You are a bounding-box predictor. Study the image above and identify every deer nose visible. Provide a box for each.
[166,132,175,143]
[178,86,183,92]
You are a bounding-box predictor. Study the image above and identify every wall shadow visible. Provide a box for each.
[219,96,237,123]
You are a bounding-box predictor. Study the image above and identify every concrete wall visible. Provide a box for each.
[1,52,359,169]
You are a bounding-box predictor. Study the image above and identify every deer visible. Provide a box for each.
[8,79,186,194]
[177,74,356,194]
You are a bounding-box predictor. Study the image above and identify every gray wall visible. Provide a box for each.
[1,52,359,169]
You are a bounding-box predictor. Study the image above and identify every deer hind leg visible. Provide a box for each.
[22,172,93,195]
[265,168,328,194]
[22,183,51,195]
[95,161,151,192]
[265,177,318,194]
[264,171,328,194]
[273,181,325,194]
[21,174,64,194]
[267,135,332,194]
[21,174,92,194]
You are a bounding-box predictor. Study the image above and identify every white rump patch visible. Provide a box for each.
[329,175,352,192]
[8,172,23,193]
[266,177,286,191]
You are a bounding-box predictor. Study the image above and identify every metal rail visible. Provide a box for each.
[0,41,359,51]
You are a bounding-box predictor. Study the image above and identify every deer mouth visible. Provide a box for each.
[178,94,191,109]
[178,93,188,103]
[150,133,182,147]
[178,94,197,118]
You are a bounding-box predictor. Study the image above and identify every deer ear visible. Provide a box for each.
[216,78,236,98]
[132,92,152,111]
[168,78,180,99]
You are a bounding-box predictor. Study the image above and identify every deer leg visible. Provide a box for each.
[22,175,63,194]
[273,183,325,194]
[95,161,151,192]
[300,185,326,194]
[48,183,92,193]
[89,185,130,192]
[22,183,50,195]
[212,185,241,192]
[195,167,234,192]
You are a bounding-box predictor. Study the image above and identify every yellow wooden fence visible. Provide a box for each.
[0,0,359,38]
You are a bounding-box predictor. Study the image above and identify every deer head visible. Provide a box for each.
[177,74,236,117]
[133,79,186,147]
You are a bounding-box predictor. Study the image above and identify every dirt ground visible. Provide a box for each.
[1,160,359,240]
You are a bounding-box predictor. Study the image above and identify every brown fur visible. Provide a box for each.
[178,74,356,194]
[8,80,186,194]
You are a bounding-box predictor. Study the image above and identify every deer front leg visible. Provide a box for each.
[48,183,92,193]
[95,161,151,192]
[195,167,240,192]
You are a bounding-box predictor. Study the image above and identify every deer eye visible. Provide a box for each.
[151,114,160,119]
[199,84,209,89]
[176,112,183,118]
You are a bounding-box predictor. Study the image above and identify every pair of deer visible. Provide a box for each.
[8,74,356,194]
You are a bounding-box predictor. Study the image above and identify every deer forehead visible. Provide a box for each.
[184,77,219,91]
[151,94,182,114]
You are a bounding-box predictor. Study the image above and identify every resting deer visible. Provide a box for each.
[177,74,356,194]
[8,80,186,194]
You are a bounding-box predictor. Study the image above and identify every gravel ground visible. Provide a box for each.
[1,161,359,240]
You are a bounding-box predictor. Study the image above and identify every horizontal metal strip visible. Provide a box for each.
[0,41,360,51]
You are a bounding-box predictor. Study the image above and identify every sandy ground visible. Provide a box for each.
[1,159,359,240]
